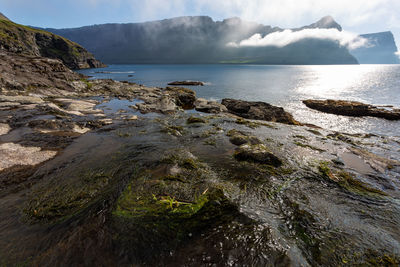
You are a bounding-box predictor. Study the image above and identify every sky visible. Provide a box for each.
[2,0,400,50]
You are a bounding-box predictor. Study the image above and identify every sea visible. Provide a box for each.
[78,64,400,136]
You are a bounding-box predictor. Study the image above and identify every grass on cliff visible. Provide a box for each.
[0,19,84,56]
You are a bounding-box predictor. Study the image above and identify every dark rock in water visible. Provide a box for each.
[303,99,400,120]
[0,19,105,69]
[222,98,298,125]
[168,81,204,86]
[234,144,282,167]
[165,87,196,109]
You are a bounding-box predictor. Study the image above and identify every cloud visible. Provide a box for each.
[193,0,398,29]
[227,29,369,50]
[396,51,400,59]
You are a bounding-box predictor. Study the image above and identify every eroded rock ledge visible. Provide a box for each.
[222,98,299,125]
[303,99,400,120]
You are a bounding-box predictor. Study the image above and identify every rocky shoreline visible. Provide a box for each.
[1,49,400,265]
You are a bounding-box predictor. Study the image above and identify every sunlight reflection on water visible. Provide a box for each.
[79,64,400,136]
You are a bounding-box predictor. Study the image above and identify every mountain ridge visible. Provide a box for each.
[43,16,359,65]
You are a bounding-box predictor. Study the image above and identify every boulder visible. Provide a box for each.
[165,87,196,109]
[234,144,282,167]
[136,95,177,114]
[195,98,227,113]
[303,99,400,120]
[221,98,298,125]
[227,129,261,146]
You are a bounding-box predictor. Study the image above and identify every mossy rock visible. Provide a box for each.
[234,144,282,167]
[186,116,207,124]
[227,129,261,146]
[318,162,387,196]
[161,125,185,137]
[112,183,239,263]
[24,169,114,221]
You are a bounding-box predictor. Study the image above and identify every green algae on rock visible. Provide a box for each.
[111,151,241,263]
[186,116,207,124]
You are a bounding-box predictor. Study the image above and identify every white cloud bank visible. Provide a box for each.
[227,29,369,50]
[396,51,400,59]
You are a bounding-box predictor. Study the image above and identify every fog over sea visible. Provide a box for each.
[80,64,400,136]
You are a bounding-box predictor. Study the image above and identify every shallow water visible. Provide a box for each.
[79,64,400,136]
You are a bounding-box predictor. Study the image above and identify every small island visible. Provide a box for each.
[168,81,205,86]
[303,99,400,120]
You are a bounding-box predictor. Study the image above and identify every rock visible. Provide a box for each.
[195,98,228,113]
[187,116,206,124]
[0,102,21,110]
[97,118,113,125]
[137,95,177,114]
[0,51,84,94]
[125,115,138,121]
[165,87,196,109]
[226,129,261,146]
[168,81,204,86]
[221,98,298,125]
[0,95,44,104]
[303,99,400,120]
[28,119,90,134]
[234,144,282,167]
[0,123,11,135]
[0,142,57,171]
[350,147,400,173]
[53,98,102,115]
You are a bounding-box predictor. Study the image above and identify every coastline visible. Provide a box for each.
[0,53,400,265]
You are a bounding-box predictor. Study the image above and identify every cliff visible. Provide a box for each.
[0,17,105,69]
[351,31,400,64]
[45,16,358,65]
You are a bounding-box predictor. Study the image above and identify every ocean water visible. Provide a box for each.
[79,64,400,136]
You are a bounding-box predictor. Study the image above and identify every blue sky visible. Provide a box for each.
[2,0,400,50]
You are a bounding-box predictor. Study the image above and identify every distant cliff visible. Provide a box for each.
[45,16,358,65]
[0,16,105,69]
[351,31,400,64]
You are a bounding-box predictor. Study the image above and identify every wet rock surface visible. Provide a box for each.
[222,98,299,124]
[1,112,399,266]
[303,99,400,120]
